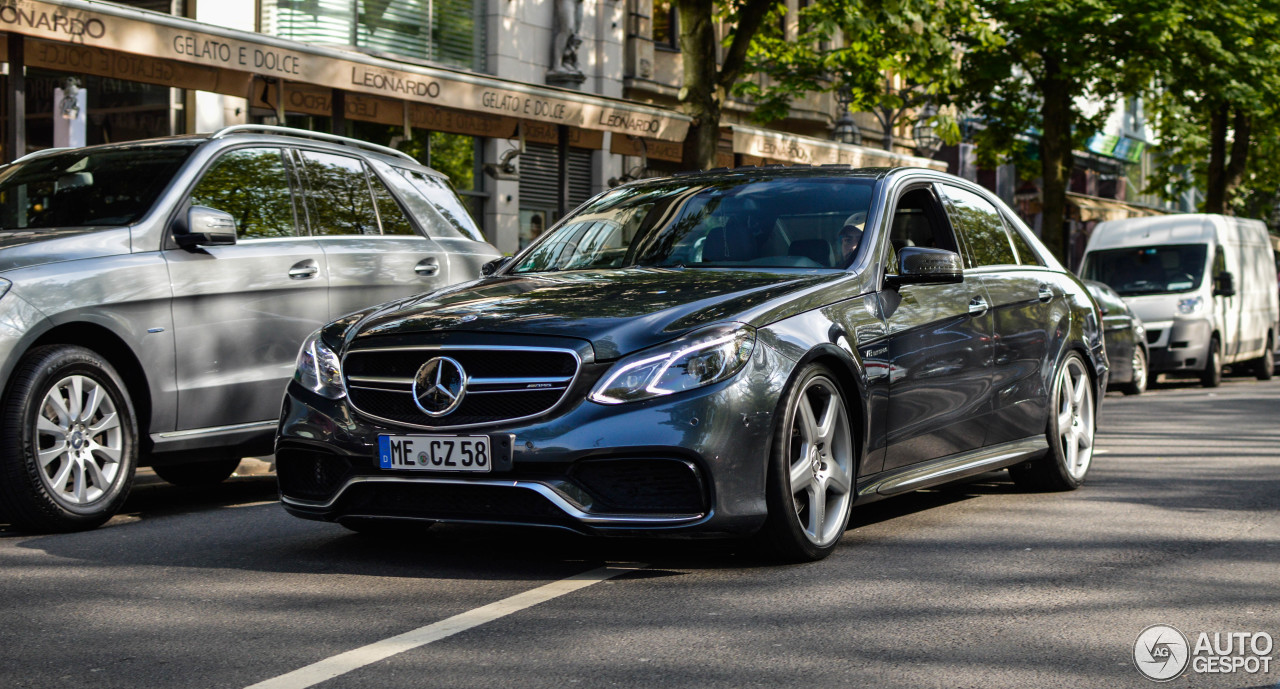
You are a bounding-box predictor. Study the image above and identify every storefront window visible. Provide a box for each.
[17,70,177,152]
[264,0,485,71]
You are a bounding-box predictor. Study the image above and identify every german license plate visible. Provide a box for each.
[377,435,492,472]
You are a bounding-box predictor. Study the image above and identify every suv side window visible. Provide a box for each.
[941,184,1017,268]
[188,147,297,239]
[296,150,380,236]
[368,172,417,236]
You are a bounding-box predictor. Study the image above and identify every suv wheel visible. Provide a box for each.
[1010,352,1095,492]
[0,346,138,532]
[758,364,855,562]
[152,456,242,487]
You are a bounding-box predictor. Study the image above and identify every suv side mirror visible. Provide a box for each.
[1213,271,1236,297]
[885,247,964,287]
[482,255,514,276]
[175,206,237,249]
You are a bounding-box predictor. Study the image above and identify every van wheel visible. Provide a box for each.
[0,346,138,532]
[1256,337,1274,381]
[152,456,242,487]
[1200,339,1222,388]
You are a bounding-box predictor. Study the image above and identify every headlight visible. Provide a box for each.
[1178,297,1203,315]
[294,328,345,399]
[589,324,756,404]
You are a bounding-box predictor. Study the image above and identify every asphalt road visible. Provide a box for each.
[2,376,1278,689]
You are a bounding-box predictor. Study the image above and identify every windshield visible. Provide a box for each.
[0,146,194,230]
[512,177,876,273]
[1082,244,1209,296]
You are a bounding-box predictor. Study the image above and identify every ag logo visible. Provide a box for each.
[412,356,467,416]
[1134,624,1190,681]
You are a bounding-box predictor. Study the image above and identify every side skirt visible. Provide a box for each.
[856,437,1049,498]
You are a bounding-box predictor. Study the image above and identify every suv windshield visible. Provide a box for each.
[512,177,876,273]
[0,145,194,230]
[1082,244,1208,296]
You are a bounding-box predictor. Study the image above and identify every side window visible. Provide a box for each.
[887,185,960,270]
[188,147,297,239]
[941,184,1017,268]
[296,150,380,236]
[1001,210,1044,266]
[368,173,417,236]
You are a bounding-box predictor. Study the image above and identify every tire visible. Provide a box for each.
[1121,346,1148,396]
[1255,337,1274,381]
[1200,339,1222,388]
[758,364,856,562]
[1009,352,1095,492]
[152,456,242,487]
[0,345,138,532]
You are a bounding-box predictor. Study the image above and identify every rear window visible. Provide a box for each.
[0,146,193,229]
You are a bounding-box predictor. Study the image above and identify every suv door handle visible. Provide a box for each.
[288,260,319,280]
[1038,283,1054,302]
[969,295,989,317]
[415,257,440,277]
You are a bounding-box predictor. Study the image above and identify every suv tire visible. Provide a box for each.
[0,346,138,532]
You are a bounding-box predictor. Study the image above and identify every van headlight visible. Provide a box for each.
[294,328,346,399]
[1178,297,1203,315]
[589,325,756,404]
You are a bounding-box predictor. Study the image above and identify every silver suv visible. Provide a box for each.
[0,125,499,532]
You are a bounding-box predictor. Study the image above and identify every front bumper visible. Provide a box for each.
[275,343,792,537]
[1144,318,1211,373]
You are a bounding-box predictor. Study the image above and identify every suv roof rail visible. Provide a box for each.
[210,125,417,163]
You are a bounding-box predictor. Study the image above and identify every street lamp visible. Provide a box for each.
[912,105,942,158]
[831,84,862,146]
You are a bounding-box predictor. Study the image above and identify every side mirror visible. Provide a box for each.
[175,206,237,249]
[1213,271,1236,297]
[481,255,514,276]
[885,247,964,287]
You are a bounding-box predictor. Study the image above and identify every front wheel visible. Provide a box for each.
[1009,352,1095,492]
[758,365,856,562]
[1121,346,1148,396]
[0,345,139,532]
[1255,337,1274,381]
[1201,339,1222,388]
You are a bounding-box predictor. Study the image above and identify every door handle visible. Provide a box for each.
[288,261,319,279]
[1038,283,1054,302]
[414,258,440,277]
[969,295,989,317]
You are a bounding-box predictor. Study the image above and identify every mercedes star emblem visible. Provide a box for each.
[411,356,467,416]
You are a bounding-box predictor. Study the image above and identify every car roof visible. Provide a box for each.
[660,165,901,184]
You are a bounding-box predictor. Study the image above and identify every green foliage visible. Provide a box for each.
[189,149,296,239]
[738,0,990,127]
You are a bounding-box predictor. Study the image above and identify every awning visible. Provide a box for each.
[0,0,691,142]
[1066,192,1167,223]
[730,124,947,171]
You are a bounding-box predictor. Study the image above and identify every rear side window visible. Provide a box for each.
[188,147,297,239]
[368,173,417,236]
[1002,211,1044,266]
[941,184,1017,268]
[296,150,379,236]
[385,164,486,242]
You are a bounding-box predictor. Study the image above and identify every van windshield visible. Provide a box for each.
[1082,244,1208,296]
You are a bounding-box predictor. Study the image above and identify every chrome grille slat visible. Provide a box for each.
[342,345,582,429]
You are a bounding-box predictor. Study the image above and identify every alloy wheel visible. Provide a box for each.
[786,376,854,547]
[34,375,124,508]
[1055,358,1094,480]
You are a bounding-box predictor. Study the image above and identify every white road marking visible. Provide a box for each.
[243,563,645,689]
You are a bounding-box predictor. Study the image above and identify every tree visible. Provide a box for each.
[957,1,1171,261]
[1143,0,1280,215]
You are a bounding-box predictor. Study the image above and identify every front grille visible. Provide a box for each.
[341,481,572,526]
[343,346,580,428]
[277,448,355,501]
[570,458,706,514]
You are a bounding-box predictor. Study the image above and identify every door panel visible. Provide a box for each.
[976,271,1053,445]
[165,146,329,430]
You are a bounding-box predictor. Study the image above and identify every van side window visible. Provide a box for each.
[940,184,1016,267]
[188,147,297,239]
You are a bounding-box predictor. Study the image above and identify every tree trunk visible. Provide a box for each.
[1205,103,1228,213]
[678,0,720,169]
[1038,58,1073,263]
[1220,108,1252,213]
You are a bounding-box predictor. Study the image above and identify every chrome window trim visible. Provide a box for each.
[340,345,583,430]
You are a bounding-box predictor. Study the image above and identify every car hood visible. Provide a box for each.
[0,227,132,273]
[348,268,850,360]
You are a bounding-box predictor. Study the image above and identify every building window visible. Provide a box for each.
[264,0,485,71]
[652,0,679,51]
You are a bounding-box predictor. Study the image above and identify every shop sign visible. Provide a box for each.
[23,37,244,94]
[522,121,604,149]
[610,135,684,162]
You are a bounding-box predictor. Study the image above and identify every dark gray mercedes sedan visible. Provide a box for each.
[276,167,1108,561]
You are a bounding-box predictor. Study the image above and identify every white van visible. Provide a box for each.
[1080,214,1279,387]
